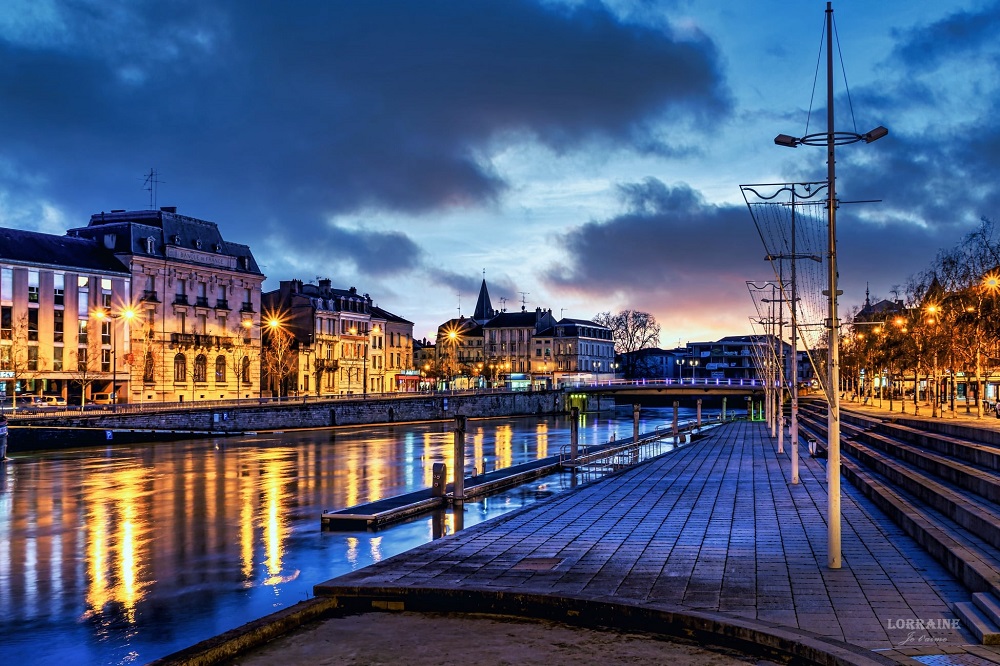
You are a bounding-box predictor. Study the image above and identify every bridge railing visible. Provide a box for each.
[560,377,785,390]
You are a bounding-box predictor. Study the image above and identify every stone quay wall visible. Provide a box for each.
[43,390,568,434]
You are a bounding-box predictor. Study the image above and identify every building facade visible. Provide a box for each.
[261,279,414,397]
[0,228,132,405]
[68,207,265,403]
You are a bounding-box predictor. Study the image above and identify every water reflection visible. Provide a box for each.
[0,407,695,665]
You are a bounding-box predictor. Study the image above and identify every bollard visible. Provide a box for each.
[632,404,640,464]
[672,401,679,443]
[696,399,702,427]
[453,415,466,505]
[431,462,447,497]
[570,407,579,464]
[722,397,727,421]
[0,414,7,460]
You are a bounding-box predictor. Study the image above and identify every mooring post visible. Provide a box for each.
[672,401,679,443]
[722,397,727,421]
[453,414,466,505]
[632,403,641,463]
[696,399,702,427]
[570,406,579,463]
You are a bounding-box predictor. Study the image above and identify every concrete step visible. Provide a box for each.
[974,592,1000,627]
[841,436,1000,552]
[839,456,1000,596]
[952,601,1000,645]
[852,427,1000,504]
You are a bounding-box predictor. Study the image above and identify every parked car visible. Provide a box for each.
[89,392,116,405]
[43,395,67,407]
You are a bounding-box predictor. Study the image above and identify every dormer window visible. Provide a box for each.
[145,236,155,253]
[194,239,202,250]
[170,234,180,245]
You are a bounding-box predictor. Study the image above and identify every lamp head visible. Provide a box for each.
[774,134,799,148]
[863,126,888,143]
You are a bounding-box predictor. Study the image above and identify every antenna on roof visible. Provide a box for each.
[457,292,461,317]
[499,296,508,312]
[142,168,164,210]
[560,308,565,318]
[519,291,529,310]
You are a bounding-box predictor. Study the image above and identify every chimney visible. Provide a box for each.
[319,278,332,289]
[160,206,177,214]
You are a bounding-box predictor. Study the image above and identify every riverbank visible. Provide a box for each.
[6,389,581,452]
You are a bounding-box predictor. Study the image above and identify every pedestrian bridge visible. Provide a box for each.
[562,377,771,397]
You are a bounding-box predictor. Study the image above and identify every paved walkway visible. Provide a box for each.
[304,419,1000,665]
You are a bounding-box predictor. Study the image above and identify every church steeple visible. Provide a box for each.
[473,278,494,323]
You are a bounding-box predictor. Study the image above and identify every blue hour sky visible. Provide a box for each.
[0,0,992,345]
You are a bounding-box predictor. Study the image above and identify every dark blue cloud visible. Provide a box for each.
[0,0,730,222]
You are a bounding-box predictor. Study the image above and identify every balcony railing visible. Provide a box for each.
[170,333,235,349]
[215,299,230,310]
[195,297,210,308]
[141,290,159,303]
[173,294,189,306]
[240,302,254,313]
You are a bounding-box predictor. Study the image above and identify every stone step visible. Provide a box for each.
[974,592,1000,627]
[840,435,1000,552]
[952,601,1000,645]
[839,456,1000,596]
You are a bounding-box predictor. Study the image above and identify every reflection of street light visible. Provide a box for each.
[773,2,886,570]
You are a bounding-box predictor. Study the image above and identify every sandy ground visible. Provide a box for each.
[229,612,768,666]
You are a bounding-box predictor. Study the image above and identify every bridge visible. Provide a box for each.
[561,377,771,398]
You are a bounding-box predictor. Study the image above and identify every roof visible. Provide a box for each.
[0,227,130,275]
[473,279,494,323]
[68,208,262,275]
[371,305,413,326]
[483,311,540,328]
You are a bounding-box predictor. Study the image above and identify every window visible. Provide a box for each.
[178,311,186,334]
[52,346,63,371]
[101,278,111,307]
[78,319,88,344]
[143,351,155,383]
[215,355,226,383]
[78,276,89,312]
[0,306,10,340]
[28,346,38,371]
[198,314,207,334]
[78,347,88,371]
[53,310,63,343]
[28,309,38,341]
[53,273,64,306]
[0,268,11,302]
[174,354,187,382]
[217,315,227,333]
[101,320,111,345]
[193,354,207,382]
[241,356,251,384]
[101,348,111,372]
[28,271,39,303]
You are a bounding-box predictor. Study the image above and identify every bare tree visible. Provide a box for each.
[262,325,295,400]
[226,324,257,405]
[1,312,42,409]
[594,310,661,378]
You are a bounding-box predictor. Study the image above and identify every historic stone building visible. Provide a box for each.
[0,227,132,405]
[67,207,265,403]
[261,279,414,397]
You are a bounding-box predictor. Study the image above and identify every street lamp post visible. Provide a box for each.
[94,306,136,408]
[774,1,887,569]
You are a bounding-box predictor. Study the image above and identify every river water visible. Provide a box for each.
[0,405,698,665]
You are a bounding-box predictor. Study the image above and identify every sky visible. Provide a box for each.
[0,0,994,345]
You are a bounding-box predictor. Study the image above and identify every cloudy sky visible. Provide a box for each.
[0,0,993,344]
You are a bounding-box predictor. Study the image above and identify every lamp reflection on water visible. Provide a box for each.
[83,467,150,625]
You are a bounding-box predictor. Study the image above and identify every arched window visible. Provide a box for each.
[215,355,226,383]
[174,353,186,382]
[241,356,251,384]
[194,354,207,382]
[143,351,155,383]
